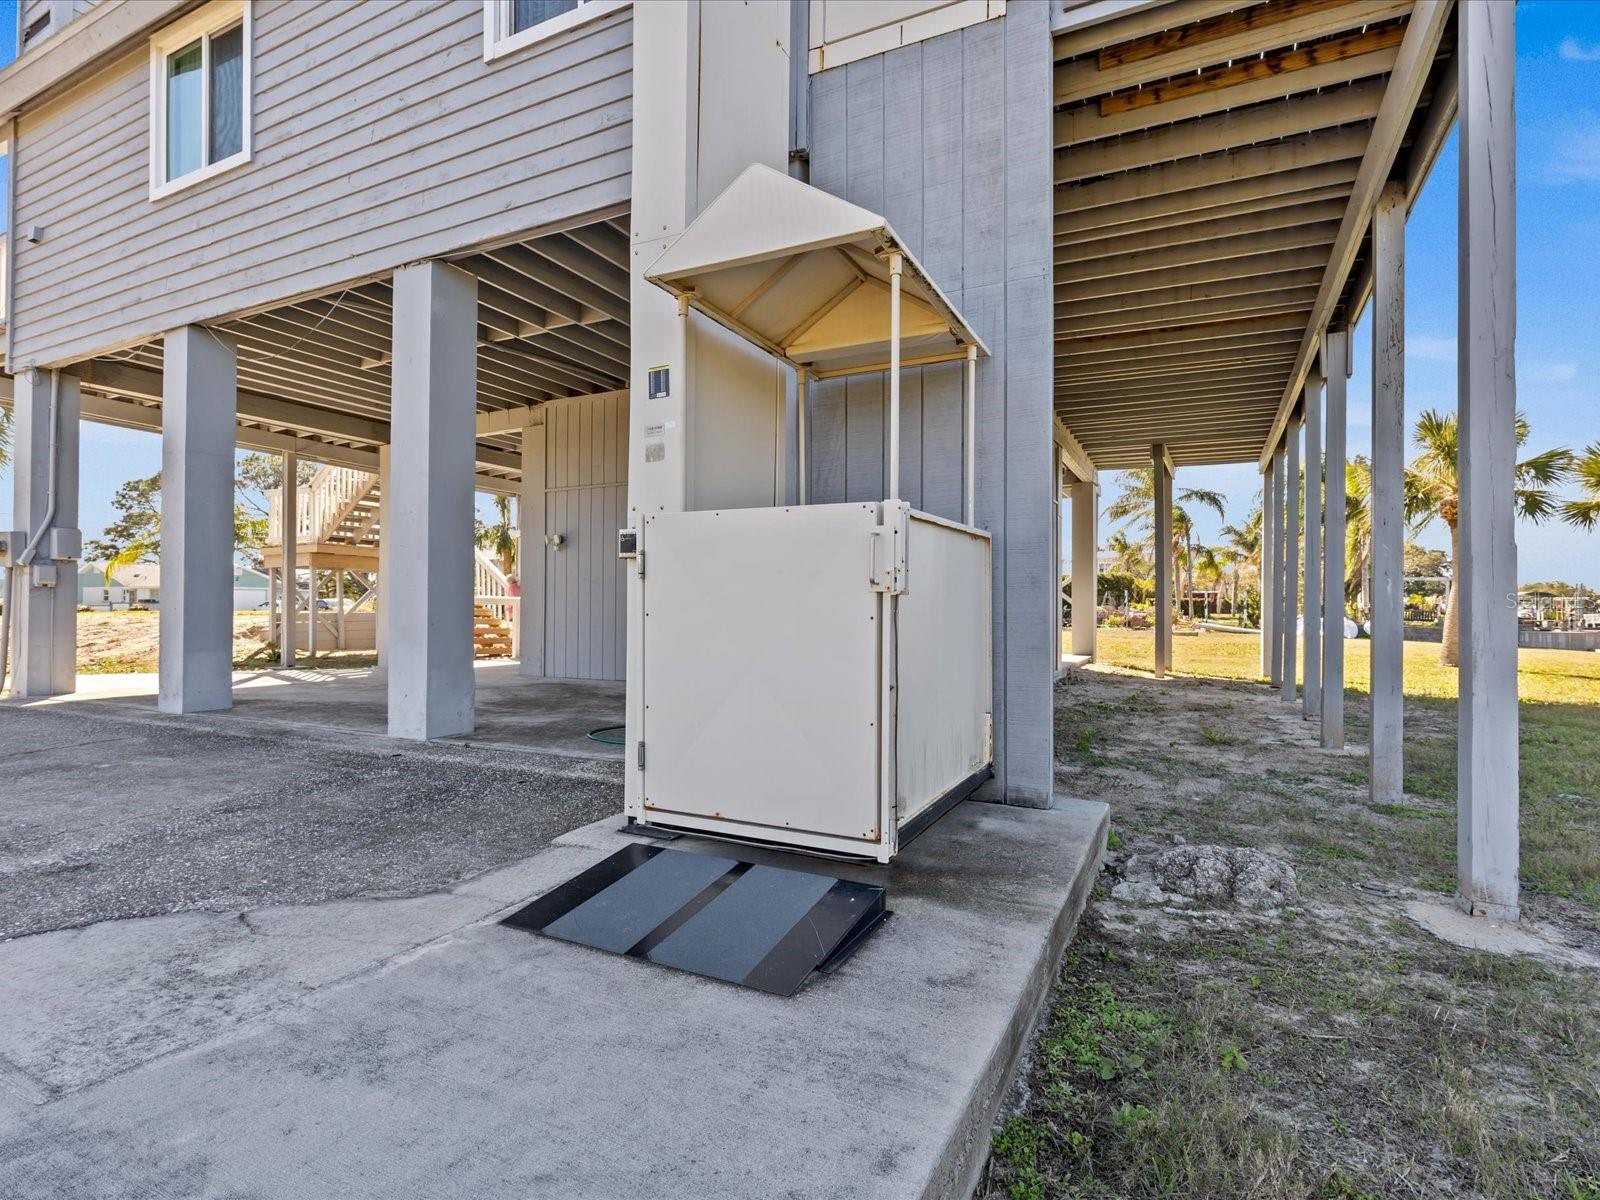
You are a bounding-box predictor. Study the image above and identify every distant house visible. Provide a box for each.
[78,563,269,611]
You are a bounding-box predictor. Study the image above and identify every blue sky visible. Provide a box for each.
[1159,0,1600,587]
[1,1,1596,583]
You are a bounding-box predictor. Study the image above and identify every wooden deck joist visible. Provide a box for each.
[59,216,630,484]
[1050,0,1454,468]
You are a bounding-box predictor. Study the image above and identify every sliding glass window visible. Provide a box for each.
[151,3,252,198]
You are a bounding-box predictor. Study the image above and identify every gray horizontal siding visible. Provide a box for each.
[807,5,1055,808]
[13,0,633,366]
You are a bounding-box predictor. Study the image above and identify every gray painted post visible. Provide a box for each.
[519,423,546,677]
[9,368,80,697]
[279,451,297,669]
[1281,419,1300,703]
[1271,445,1287,685]
[1456,0,1520,921]
[1261,457,1276,680]
[1322,328,1350,748]
[308,567,318,660]
[1153,444,1172,678]
[1303,370,1323,720]
[159,328,237,714]
[376,444,390,670]
[1071,476,1098,659]
[386,260,478,740]
[1370,182,1407,804]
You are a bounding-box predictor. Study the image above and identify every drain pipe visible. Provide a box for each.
[1,368,60,696]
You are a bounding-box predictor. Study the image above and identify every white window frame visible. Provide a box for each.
[482,0,629,63]
[148,0,253,201]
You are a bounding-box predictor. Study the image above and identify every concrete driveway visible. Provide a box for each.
[0,694,1106,1199]
[0,700,621,1104]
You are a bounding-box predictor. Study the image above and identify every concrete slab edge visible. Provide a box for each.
[925,800,1110,1200]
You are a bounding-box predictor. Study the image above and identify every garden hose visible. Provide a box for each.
[587,724,626,746]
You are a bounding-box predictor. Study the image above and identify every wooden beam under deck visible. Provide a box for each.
[1042,0,1448,470]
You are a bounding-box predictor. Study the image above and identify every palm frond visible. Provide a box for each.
[1178,486,1226,519]
[1515,446,1573,488]
[1562,497,1600,531]
[1514,488,1560,524]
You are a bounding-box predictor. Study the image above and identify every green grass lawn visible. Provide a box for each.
[1079,627,1600,908]
[984,635,1600,1200]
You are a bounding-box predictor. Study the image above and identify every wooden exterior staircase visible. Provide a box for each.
[474,603,515,659]
[265,473,522,660]
[265,465,382,568]
[474,548,520,660]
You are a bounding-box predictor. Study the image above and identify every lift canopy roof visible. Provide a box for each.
[646,164,988,379]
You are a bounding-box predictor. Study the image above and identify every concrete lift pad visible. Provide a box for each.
[501,844,889,996]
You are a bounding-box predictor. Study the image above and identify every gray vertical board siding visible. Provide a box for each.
[806,5,1055,806]
[541,391,627,681]
[920,361,964,518]
[12,0,633,367]
[846,375,885,501]
[810,376,848,504]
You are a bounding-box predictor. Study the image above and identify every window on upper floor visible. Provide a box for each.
[149,0,252,199]
[482,0,628,62]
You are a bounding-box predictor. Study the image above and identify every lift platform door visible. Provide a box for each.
[639,503,885,850]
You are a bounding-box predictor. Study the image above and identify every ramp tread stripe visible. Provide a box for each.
[743,879,887,995]
[542,849,738,953]
[500,843,661,933]
[645,864,839,985]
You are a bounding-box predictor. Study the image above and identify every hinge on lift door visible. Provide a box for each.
[637,741,646,770]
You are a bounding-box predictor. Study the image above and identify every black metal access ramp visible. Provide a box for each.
[501,843,888,996]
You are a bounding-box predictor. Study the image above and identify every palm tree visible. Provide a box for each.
[1191,544,1223,618]
[1345,456,1373,621]
[1104,468,1226,620]
[1562,442,1600,531]
[475,494,519,579]
[1219,506,1262,621]
[0,407,11,471]
[1404,410,1570,666]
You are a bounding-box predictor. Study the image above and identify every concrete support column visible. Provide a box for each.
[1456,0,1520,921]
[386,259,478,740]
[1370,182,1407,804]
[1070,476,1098,659]
[1152,444,1172,679]
[518,422,546,677]
[8,368,81,697]
[307,567,319,659]
[1260,458,1276,680]
[279,451,297,669]
[1322,328,1350,749]
[1270,444,1288,686]
[376,444,391,670]
[1281,418,1301,703]
[1303,369,1324,720]
[158,327,237,714]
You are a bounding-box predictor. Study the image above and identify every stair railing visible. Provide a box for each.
[266,466,376,547]
[473,547,521,657]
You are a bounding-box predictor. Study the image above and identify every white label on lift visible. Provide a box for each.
[644,441,666,463]
[645,423,665,437]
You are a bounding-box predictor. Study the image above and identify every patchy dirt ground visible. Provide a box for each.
[76,611,276,673]
[981,664,1600,1200]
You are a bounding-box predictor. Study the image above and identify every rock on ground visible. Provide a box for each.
[1111,844,1297,910]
